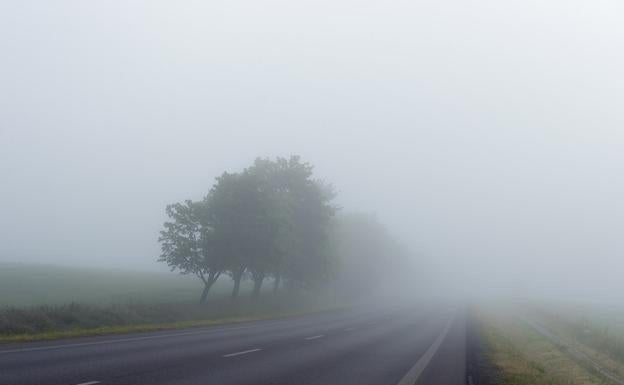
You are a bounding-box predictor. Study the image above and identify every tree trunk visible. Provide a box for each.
[252,273,265,299]
[199,284,210,304]
[231,278,241,300]
[199,272,220,304]
[272,274,281,295]
[231,267,244,300]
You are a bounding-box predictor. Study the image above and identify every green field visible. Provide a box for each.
[0,262,234,307]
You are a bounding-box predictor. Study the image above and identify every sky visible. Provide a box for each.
[1,0,623,299]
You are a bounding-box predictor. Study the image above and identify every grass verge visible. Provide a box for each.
[476,305,607,385]
[0,305,341,344]
[0,294,348,344]
[525,303,624,381]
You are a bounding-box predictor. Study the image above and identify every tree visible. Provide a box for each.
[277,157,337,290]
[205,172,245,300]
[205,170,276,300]
[330,212,413,299]
[158,200,225,303]
[244,159,292,298]
[159,155,339,302]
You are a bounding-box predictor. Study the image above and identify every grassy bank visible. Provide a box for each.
[476,305,607,385]
[523,302,624,382]
[527,302,624,367]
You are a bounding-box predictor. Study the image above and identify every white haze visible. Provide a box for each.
[1,1,623,300]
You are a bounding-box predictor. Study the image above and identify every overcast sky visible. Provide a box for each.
[1,1,623,298]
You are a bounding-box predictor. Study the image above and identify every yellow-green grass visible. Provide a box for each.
[524,303,624,381]
[477,305,607,385]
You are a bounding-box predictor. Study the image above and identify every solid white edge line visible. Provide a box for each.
[305,334,325,340]
[396,314,455,385]
[222,348,262,358]
[75,381,101,385]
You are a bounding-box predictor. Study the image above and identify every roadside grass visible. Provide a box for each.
[525,302,624,379]
[0,262,346,343]
[0,301,344,344]
[477,305,607,385]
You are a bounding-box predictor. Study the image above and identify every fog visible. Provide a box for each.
[1,1,623,300]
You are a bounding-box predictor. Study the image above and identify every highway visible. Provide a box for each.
[0,304,467,385]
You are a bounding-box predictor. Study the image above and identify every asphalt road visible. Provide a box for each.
[0,304,466,385]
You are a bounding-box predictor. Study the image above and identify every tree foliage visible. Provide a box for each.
[159,155,414,303]
[158,156,337,302]
[158,200,226,303]
[330,213,413,298]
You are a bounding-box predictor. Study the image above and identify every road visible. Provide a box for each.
[0,304,467,385]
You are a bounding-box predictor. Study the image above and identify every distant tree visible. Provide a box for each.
[158,200,225,303]
[159,155,339,302]
[206,170,283,300]
[330,212,413,298]
[244,158,292,298]
[205,172,252,300]
[272,156,337,290]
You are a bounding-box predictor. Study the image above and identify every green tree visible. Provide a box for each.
[206,172,251,300]
[244,158,293,298]
[272,156,337,290]
[158,200,225,303]
[330,212,413,298]
[159,155,339,302]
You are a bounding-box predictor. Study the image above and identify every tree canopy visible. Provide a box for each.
[159,155,414,303]
[159,156,337,302]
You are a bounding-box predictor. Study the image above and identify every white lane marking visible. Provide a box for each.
[0,324,260,355]
[76,382,101,385]
[344,327,354,331]
[305,334,325,340]
[396,315,455,385]
[222,348,262,358]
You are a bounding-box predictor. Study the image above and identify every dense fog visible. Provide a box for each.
[1,1,623,301]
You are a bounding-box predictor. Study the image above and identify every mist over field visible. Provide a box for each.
[2,0,624,302]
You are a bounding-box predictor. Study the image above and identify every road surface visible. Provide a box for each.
[0,304,467,385]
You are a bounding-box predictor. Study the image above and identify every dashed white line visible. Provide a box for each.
[222,348,262,358]
[305,334,325,340]
[75,381,101,385]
